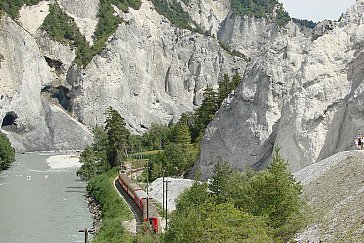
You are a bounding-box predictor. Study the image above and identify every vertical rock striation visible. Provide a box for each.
[74,0,247,133]
[193,0,364,180]
[0,15,91,152]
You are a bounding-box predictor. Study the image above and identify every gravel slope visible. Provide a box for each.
[294,150,364,242]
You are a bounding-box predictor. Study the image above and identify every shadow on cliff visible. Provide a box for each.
[317,45,364,162]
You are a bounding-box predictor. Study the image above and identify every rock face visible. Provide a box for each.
[0,15,91,152]
[58,0,99,45]
[1,0,363,158]
[0,0,250,150]
[193,0,364,180]
[73,0,247,133]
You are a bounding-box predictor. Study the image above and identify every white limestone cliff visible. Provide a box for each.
[193,0,364,180]
[74,0,247,133]
[0,15,91,152]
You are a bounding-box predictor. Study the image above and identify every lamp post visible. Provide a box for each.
[164,179,171,231]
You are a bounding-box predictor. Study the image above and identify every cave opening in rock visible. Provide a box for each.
[45,56,64,75]
[52,86,71,111]
[1,111,18,128]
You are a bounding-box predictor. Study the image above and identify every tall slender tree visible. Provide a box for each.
[104,107,130,167]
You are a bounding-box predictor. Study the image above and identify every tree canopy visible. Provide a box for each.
[0,131,15,171]
[77,107,130,180]
[165,148,308,242]
[231,0,291,26]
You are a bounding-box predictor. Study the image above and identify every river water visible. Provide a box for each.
[0,153,93,243]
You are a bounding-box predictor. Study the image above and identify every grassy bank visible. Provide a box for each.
[87,169,133,242]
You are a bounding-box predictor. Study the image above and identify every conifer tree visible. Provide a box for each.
[209,161,233,202]
[105,106,130,167]
[218,73,231,105]
[195,86,218,136]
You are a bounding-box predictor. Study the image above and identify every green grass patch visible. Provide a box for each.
[127,159,148,169]
[87,169,133,242]
[41,0,141,67]
[133,150,161,156]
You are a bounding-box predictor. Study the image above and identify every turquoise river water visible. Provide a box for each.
[0,153,93,243]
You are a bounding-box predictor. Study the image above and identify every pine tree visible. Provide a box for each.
[195,86,218,137]
[209,161,233,202]
[218,74,231,105]
[246,147,306,241]
[231,73,242,91]
[105,107,130,167]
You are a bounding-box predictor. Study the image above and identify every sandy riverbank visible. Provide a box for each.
[46,154,81,169]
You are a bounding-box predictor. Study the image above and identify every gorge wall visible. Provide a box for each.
[193,0,364,180]
[1,0,363,180]
[0,0,260,151]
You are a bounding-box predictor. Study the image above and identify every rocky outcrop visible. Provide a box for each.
[58,0,99,45]
[74,0,247,133]
[0,15,91,152]
[2,0,362,157]
[180,0,230,37]
[192,0,364,180]
[218,13,283,57]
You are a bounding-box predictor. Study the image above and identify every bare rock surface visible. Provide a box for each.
[18,1,50,35]
[0,16,91,151]
[57,0,99,45]
[193,0,364,180]
[75,0,246,133]
[294,150,364,242]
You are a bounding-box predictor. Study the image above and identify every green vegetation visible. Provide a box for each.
[0,131,15,171]
[145,74,242,181]
[152,0,204,33]
[0,0,41,18]
[41,0,141,67]
[105,106,131,167]
[77,107,130,180]
[87,169,133,242]
[292,18,317,29]
[166,147,308,242]
[77,87,308,242]
[77,74,252,241]
[231,0,291,27]
[41,3,96,67]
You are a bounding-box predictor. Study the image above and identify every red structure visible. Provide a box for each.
[118,172,160,233]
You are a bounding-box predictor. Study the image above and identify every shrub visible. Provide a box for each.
[87,169,133,242]
[0,131,15,171]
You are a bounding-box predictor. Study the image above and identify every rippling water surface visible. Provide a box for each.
[0,153,93,243]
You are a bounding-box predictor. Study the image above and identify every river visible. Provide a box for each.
[0,153,93,243]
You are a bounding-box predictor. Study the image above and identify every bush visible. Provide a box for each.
[0,131,15,171]
[166,182,272,242]
[87,169,133,242]
[210,147,308,241]
[152,0,203,33]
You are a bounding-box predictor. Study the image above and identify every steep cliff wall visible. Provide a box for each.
[74,0,246,133]
[193,0,364,180]
[0,15,91,152]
